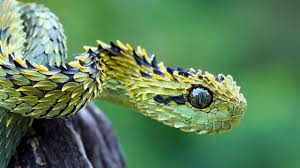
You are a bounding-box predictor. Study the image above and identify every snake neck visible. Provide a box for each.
[75,40,137,108]
[78,41,157,108]
[91,40,189,111]
[95,40,145,108]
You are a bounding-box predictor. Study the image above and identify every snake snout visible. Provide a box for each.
[229,95,247,128]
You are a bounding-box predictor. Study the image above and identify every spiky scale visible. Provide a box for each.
[71,87,85,98]
[20,3,67,66]
[58,93,71,103]
[26,109,46,118]
[69,96,81,106]
[19,96,39,106]
[5,69,19,75]
[1,88,21,97]
[12,103,32,114]
[21,69,47,81]
[52,102,67,111]
[48,73,69,83]
[5,97,22,104]
[44,109,61,118]
[0,67,6,76]
[60,105,75,116]
[44,90,64,98]
[0,77,13,87]
[62,82,80,92]
[16,86,42,96]
[0,92,8,100]
[10,74,31,86]
[0,102,14,111]
[83,78,94,90]
[33,80,58,90]
[73,72,89,82]
[38,96,56,105]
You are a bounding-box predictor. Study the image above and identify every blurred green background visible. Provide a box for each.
[39,0,299,167]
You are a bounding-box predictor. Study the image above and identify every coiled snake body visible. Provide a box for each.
[0,0,247,167]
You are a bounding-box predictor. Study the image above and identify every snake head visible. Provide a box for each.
[172,69,247,135]
[128,66,247,135]
[97,40,247,135]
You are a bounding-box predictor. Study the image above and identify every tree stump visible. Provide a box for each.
[8,104,126,168]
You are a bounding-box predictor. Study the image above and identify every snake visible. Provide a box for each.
[0,0,247,167]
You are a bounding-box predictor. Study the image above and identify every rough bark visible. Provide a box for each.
[8,104,126,168]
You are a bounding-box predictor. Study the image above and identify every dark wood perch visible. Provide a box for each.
[8,104,126,168]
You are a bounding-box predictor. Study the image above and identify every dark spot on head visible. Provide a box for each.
[154,95,164,103]
[169,95,186,105]
[153,95,170,105]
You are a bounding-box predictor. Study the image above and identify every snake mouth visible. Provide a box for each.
[229,100,247,129]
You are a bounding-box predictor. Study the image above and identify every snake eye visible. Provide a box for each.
[188,87,213,109]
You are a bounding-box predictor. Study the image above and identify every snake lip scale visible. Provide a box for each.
[0,0,247,167]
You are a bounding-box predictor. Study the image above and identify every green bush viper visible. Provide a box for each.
[0,0,247,167]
